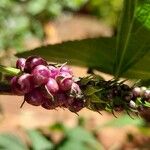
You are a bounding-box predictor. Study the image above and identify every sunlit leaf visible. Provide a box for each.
[0,134,27,150]
[27,129,53,150]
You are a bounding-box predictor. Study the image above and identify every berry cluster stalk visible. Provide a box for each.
[0,56,149,117]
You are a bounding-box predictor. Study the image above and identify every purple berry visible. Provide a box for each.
[41,99,56,110]
[68,99,84,113]
[60,65,73,75]
[24,56,47,72]
[132,87,141,97]
[16,58,26,71]
[71,83,81,95]
[24,88,44,106]
[11,76,23,95]
[11,74,34,95]
[48,65,59,78]
[32,65,50,85]
[45,78,59,94]
[59,79,73,91]
[55,92,67,107]
[56,72,72,81]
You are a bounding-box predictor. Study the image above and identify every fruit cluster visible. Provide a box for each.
[11,56,84,113]
[80,77,150,115]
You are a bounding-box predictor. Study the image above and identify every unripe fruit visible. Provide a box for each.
[24,88,44,106]
[140,86,147,97]
[25,56,47,72]
[132,87,141,97]
[129,100,137,109]
[45,78,59,94]
[32,65,50,85]
[71,82,82,95]
[11,74,34,95]
[143,90,150,99]
[16,58,26,71]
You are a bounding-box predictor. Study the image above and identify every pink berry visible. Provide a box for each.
[71,82,81,95]
[16,58,26,71]
[32,65,50,85]
[45,78,59,94]
[48,65,59,78]
[59,79,73,91]
[24,88,44,106]
[24,56,47,72]
[60,65,73,75]
[11,74,34,95]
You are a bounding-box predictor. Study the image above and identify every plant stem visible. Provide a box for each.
[0,65,20,76]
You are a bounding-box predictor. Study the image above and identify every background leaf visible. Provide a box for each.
[99,115,144,128]
[17,37,116,75]
[58,127,104,150]
[0,134,27,150]
[114,0,150,78]
[27,129,54,150]
[114,0,137,77]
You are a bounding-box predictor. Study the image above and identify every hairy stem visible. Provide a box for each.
[0,65,20,76]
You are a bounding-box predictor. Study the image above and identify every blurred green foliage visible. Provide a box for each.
[86,0,122,26]
[0,0,88,52]
[0,0,122,52]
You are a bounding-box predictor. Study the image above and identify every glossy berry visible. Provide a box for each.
[59,79,73,91]
[41,99,56,110]
[24,88,44,106]
[48,65,59,78]
[11,74,34,95]
[32,65,50,85]
[56,72,72,82]
[60,65,73,75]
[45,78,59,94]
[16,58,26,71]
[24,56,47,72]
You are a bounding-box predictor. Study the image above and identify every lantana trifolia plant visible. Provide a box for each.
[0,0,150,118]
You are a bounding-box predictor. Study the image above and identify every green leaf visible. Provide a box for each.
[100,115,143,128]
[0,134,27,150]
[62,127,104,150]
[84,86,101,96]
[114,0,137,77]
[27,129,53,150]
[114,0,150,78]
[16,37,116,75]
